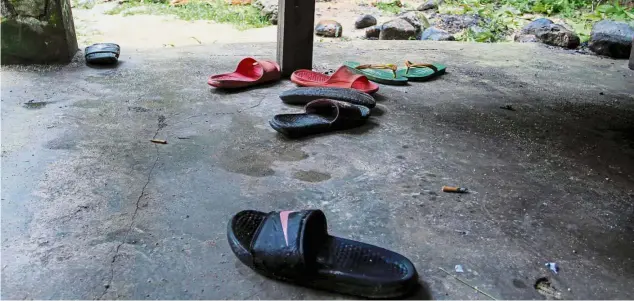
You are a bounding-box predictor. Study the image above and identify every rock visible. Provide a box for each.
[435,14,480,34]
[379,18,416,40]
[518,18,579,48]
[469,25,486,35]
[365,25,382,39]
[355,14,377,29]
[1,0,78,64]
[588,20,634,59]
[9,0,46,17]
[253,0,278,24]
[421,27,454,41]
[417,0,442,11]
[534,24,580,49]
[315,20,343,37]
[396,11,426,33]
[520,18,554,35]
[514,34,538,43]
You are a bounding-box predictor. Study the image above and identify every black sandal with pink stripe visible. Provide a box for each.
[227,209,419,298]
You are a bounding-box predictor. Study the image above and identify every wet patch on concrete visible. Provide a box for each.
[292,170,331,183]
[512,278,527,288]
[45,136,77,150]
[214,115,309,177]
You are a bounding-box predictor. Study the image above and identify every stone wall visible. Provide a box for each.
[1,0,78,64]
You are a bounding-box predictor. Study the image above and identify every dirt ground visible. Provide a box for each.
[72,0,413,49]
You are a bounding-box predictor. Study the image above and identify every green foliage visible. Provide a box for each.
[72,0,97,9]
[442,0,633,43]
[374,0,405,14]
[106,0,271,30]
[442,0,522,42]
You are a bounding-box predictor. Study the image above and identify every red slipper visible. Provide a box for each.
[290,66,379,94]
[208,58,281,89]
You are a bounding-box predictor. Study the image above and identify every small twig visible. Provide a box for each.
[150,139,167,144]
[190,36,202,44]
[438,267,497,300]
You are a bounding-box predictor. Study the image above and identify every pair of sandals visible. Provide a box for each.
[289,61,446,94]
[345,61,447,85]
[270,87,376,138]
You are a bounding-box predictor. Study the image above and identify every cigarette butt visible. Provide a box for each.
[442,186,468,193]
[150,139,168,144]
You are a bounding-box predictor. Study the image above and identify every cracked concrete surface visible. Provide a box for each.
[1,42,634,299]
[100,115,164,299]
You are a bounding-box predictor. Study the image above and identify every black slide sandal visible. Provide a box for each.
[85,43,120,65]
[280,87,376,108]
[269,99,370,138]
[227,209,419,298]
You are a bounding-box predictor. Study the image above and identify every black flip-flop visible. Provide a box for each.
[280,87,376,108]
[85,43,120,65]
[227,209,419,298]
[270,99,370,138]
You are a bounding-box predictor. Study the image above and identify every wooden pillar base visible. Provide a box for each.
[276,0,316,77]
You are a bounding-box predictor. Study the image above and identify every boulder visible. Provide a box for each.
[588,20,634,59]
[534,24,580,49]
[417,0,442,11]
[421,27,454,41]
[253,0,278,24]
[514,34,537,43]
[355,14,377,29]
[435,14,480,34]
[315,20,343,37]
[396,11,428,33]
[365,25,381,39]
[520,18,554,35]
[517,18,579,48]
[379,18,416,40]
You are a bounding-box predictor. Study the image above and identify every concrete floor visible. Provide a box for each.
[2,41,634,299]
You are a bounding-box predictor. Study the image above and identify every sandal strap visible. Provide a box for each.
[355,63,397,78]
[405,61,438,73]
[251,210,328,277]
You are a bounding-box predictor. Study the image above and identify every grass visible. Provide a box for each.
[440,0,633,42]
[106,0,271,30]
[374,0,406,14]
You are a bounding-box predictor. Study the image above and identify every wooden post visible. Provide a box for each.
[276,0,316,77]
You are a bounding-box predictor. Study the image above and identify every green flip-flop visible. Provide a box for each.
[343,61,409,85]
[396,61,446,82]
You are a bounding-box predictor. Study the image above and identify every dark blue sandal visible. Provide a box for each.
[85,43,120,65]
[269,99,371,138]
[227,209,419,298]
[280,87,376,108]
